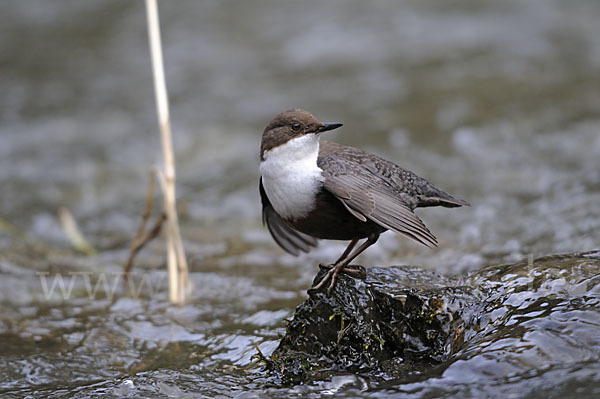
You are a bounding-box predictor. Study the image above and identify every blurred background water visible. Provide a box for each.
[0,0,598,397]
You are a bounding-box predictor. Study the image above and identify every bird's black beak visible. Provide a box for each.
[318,122,343,133]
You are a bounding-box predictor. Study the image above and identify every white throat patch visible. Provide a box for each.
[260,134,323,220]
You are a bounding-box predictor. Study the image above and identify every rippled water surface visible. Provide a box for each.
[0,0,599,397]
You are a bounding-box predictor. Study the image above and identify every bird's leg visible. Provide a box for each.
[319,239,359,270]
[327,233,379,294]
[310,233,379,294]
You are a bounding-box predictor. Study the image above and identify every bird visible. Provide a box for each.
[259,109,469,294]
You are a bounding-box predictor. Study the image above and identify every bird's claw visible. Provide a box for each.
[309,264,367,295]
[343,264,367,280]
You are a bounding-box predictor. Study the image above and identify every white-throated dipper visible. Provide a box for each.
[259,109,469,294]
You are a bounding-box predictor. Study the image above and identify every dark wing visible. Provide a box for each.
[323,173,438,247]
[259,178,318,255]
[318,144,438,247]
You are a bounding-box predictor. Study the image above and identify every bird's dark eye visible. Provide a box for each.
[291,122,301,132]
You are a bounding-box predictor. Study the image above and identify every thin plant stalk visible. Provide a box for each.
[145,0,188,304]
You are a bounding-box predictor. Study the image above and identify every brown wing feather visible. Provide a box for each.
[323,173,438,247]
[319,140,470,210]
[318,144,439,247]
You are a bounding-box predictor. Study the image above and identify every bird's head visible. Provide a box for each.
[260,109,342,161]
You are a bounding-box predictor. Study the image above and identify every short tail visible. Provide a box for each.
[416,186,471,208]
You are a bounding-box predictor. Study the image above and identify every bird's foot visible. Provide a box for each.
[345,264,367,279]
[318,263,334,270]
[318,263,365,275]
[309,264,367,295]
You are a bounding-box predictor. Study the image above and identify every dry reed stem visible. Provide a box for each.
[145,0,188,304]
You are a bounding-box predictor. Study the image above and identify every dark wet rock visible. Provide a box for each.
[269,265,482,383]
[270,252,600,383]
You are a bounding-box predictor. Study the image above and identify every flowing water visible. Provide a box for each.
[0,0,599,397]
